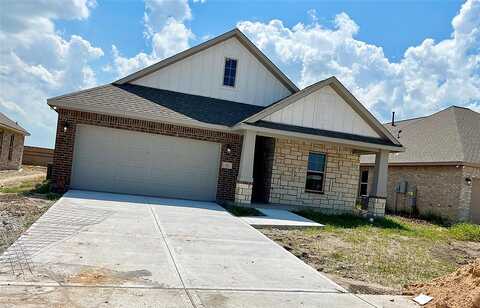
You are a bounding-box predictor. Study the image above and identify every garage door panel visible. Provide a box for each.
[71,125,220,201]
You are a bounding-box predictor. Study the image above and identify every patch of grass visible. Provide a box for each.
[449,223,480,242]
[294,210,408,231]
[222,204,264,217]
[260,212,480,292]
[0,180,40,193]
[0,179,62,201]
[295,210,480,242]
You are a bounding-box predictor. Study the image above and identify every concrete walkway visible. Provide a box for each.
[0,190,398,307]
[241,208,324,227]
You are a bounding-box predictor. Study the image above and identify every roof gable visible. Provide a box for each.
[115,29,298,106]
[0,112,29,135]
[243,77,401,146]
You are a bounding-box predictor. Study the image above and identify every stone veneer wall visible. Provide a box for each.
[0,128,25,170]
[269,138,360,214]
[235,181,253,204]
[361,164,480,223]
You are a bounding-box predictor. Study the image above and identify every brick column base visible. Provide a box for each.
[234,181,253,204]
[368,197,386,218]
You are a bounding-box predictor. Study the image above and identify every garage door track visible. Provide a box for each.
[0,190,376,307]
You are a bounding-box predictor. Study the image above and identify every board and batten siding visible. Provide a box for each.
[132,37,292,106]
[263,86,380,138]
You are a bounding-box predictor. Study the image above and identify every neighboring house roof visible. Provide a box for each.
[241,77,402,148]
[360,106,480,166]
[114,28,299,94]
[0,112,30,136]
[48,84,264,128]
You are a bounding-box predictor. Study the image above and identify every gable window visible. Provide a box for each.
[8,134,14,161]
[223,58,237,87]
[305,152,326,193]
[359,170,369,196]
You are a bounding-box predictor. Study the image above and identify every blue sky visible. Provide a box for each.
[1,0,479,148]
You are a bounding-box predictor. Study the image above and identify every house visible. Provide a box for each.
[360,106,480,223]
[48,29,403,217]
[0,112,30,170]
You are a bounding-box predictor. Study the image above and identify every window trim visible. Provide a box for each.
[305,152,327,194]
[222,57,238,88]
[8,134,14,161]
[359,170,369,196]
[0,130,3,158]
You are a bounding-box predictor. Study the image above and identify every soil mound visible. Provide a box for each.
[405,258,480,308]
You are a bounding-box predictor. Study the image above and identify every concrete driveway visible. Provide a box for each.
[0,190,376,307]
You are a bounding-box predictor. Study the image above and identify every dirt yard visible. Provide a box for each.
[0,166,57,254]
[259,212,480,296]
[405,258,480,308]
[0,165,47,187]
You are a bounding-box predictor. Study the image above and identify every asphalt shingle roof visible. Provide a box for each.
[0,112,29,135]
[251,121,400,147]
[361,106,480,165]
[48,84,265,127]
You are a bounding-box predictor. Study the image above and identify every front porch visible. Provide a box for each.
[233,129,391,218]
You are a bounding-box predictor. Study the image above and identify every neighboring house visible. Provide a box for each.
[48,29,403,217]
[360,106,480,223]
[0,112,30,170]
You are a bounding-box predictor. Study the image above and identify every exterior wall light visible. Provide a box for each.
[466,177,472,186]
[225,145,232,154]
[63,121,70,133]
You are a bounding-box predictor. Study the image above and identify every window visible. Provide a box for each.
[305,153,326,192]
[359,170,369,196]
[0,130,3,157]
[8,134,14,161]
[223,58,237,87]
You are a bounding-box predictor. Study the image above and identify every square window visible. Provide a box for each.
[305,153,326,193]
[223,58,237,87]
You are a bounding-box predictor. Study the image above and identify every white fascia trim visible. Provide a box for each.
[0,123,30,136]
[237,123,405,153]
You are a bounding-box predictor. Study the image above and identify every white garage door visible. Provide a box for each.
[71,125,221,201]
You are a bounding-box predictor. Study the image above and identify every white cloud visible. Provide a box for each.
[0,0,103,147]
[111,0,195,77]
[238,0,480,121]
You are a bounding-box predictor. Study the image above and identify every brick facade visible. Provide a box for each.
[52,109,242,202]
[268,138,360,214]
[360,164,480,223]
[0,128,25,170]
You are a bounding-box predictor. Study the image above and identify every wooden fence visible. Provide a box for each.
[22,146,53,167]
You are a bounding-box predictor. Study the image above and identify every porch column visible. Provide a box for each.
[235,130,256,204]
[368,150,389,217]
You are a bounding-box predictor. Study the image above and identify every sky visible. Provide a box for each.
[1,0,479,148]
